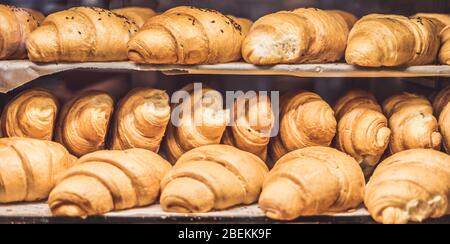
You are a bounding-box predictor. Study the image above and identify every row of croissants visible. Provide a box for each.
[0,4,449,67]
[0,84,449,224]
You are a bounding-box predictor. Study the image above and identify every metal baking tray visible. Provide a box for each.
[0,60,449,93]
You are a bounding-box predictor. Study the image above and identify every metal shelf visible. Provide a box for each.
[0,60,449,93]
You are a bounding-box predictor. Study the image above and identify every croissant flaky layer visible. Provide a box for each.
[270,91,336,162]
[383,93,442,153]
[160,144,269,213]
[259,146,365,220]
[346,14,441,67]
[222,94,274,161]
[56,91,114,157]
[49,148,171,217]
[163,84,227,163]
[0,137,76,203]
[365,149,450,224]
[434,86,450,153]
[334,90,390,176]
[27,7,139,62]
[242,8,354,65]
[1,89,58,140]
[0,4,44,59]
[128,6,248,64]
[112,88,170,152]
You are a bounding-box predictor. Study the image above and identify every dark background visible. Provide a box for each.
[0,0,449,19]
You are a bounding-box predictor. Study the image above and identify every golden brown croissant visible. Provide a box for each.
[383,92,442,154]
[433,86,450,153]
[27,7,139,62]
[128,6,248,64]
[365,149,450,224]
[49,148,171,217]
[327,10,358,30]
[112,7,156,28]
[0,137,76,203]
[242,8,355,65]
[111,88,170,152]
[163,84,227,163]
[440,26,450,64]
[413,13,450,65]
[346,14,441,67]
[1,89,58,140]
[160,144,269,213]
[0,5,44,59]
[222,94,274,161]
[259,146,365,220]
[270,91,336,162]
[334,90,391,176]
[56,91,114,157]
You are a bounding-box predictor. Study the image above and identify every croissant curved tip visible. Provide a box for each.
[50,203,88,218]
[431,132,442,149]
[376,127,391,147]
[27,25,59,62]
[160,178,215,213]
[380,207,410,224]
[127,29,177,64]
[345,37,383,67]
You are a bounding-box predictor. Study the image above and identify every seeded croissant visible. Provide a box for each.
[27,7,139,62]
[128,6,248,64]
[0,4,44,59]
[346,14,441,67]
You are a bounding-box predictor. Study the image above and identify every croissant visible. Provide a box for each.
[1,89,58,140]
[269,91,336,162]
[242,8,355,65]
[27,7,139,62]
[128,6,248,64]
[413,13,450,65]
[365,149,450,224]
[259,146,365,220]
[55,91,114,157]
[163,84,227,163]
[160,144,269,213]
[346,14,441,67]
[433,86,450,153]
[112,7,156,28]
[334,90,391,176]
[0,5,44,59]
[440,26,450,64]
[49,148,171,217]
[0,137,76,203]
[111,88,170,152]
[222,94,274,161]
[383,92,442,154]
